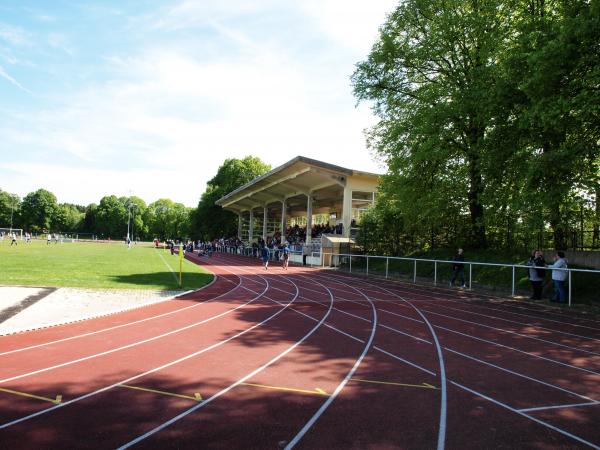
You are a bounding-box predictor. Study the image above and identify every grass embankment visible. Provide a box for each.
[345,249,599,308]
[0,240,212,291]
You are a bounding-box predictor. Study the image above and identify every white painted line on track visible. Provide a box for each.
[380,322,597,402]
[0,272,235,357]
[309,271,448,450]
[407,298,600,341]
[377,301,600,377]
[0,278,270,384]
[116,272,335,449]
[284,275,378,449]
[0,268,299,430]
[452,381,600,450]
[325,271,600,331]
[222,258,600,448]
[409,304,600,356]
[518,401,600,413]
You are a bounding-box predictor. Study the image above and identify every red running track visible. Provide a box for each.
[0,251,599,449]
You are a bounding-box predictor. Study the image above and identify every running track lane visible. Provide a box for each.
[0,261,286,426]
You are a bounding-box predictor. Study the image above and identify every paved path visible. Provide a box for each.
[0,287,182,335]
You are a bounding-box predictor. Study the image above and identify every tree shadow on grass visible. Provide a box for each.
[109,272,213,291]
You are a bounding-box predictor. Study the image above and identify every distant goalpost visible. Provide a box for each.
[56,232,98,242]
[0,228,23,239]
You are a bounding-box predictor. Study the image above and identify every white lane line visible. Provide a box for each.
[380,322,596,402]
[0,273,232,357]
[374,298,600,376]
[284,276,378,449]
[310,272,448,450]
[408,298,600,342]
[325,271,600,331]
[0,280,270,385]
[518,401,600,413]
[410,305,600,356]
[0,270,298,430]
[452,381,600,450]
[117,273,335,449]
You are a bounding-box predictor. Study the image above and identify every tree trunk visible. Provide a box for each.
[549,203,567,250]
[466,128,487,248]
[593,185,600,249]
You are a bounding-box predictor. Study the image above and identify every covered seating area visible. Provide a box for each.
[215,156,380,254]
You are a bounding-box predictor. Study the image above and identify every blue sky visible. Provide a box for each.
[0,1,397,206]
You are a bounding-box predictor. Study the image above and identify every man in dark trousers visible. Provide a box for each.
[450,248,466,288]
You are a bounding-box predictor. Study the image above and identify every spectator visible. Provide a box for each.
[450,248,466,288]
[527,250,546,300]
[548,251,568,303]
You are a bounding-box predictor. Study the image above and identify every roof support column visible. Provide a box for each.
[237,213,243,240]
[280,199,287,244]
[249,209,254,242]
[342,185,352,238]
[262,206,268,242]
[306,194,313,244]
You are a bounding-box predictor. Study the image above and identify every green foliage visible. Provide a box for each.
[191,156,271,240]
[95,195,128,238]
[353,0,600,252]
[0,190,21,229]
[145,199,191,240]
[20,189,58,232]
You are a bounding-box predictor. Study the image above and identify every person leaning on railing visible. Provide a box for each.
[547,251,568,303]
[527,249,546,300]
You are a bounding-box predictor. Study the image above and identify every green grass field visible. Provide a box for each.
[0,240,212,291]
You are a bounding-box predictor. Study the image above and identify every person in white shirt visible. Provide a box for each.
[547,251,568,303]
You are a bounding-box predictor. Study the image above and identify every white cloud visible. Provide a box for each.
[0,23,29,46]
[1,1,393,207]
[0,64,31,93]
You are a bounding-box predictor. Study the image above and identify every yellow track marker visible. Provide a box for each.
[240,382,329,396]
[350,378,437,390]
[118,384,202,402]
[0,387,62,404]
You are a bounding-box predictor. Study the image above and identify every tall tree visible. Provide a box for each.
[21,189,58,232]
[191,156,271,240]
[352,0,512,248]
[95,195,128,238]
[0,190,21,230]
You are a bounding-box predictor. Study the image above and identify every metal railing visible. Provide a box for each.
[209,246,599,306]
[321,253,600,307]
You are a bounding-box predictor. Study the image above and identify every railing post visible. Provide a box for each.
[413,260,417,283]
[511,265,515,297]
[434,260,437,286]
[385,258,389,279]
[366,256,369,276]
[349,256,352,273]
[469,264,472,290]
[568,270,572,307]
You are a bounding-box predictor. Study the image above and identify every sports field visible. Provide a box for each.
[0,240,212,290]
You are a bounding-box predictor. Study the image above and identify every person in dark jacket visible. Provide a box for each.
[450,248,466,288]
[527,249,546,300]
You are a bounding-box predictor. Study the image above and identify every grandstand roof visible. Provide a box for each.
[215,156,380,214]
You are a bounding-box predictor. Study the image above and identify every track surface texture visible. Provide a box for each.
[1,252,599,449]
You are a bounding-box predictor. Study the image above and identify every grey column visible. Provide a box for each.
[306,194,313,244]
[237,213,243,240]
[249,209,254,242]
[263,206,268,241]
[280,199,287,243]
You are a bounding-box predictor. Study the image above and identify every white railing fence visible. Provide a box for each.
[322,253,600,307]
[211,246,599,307]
